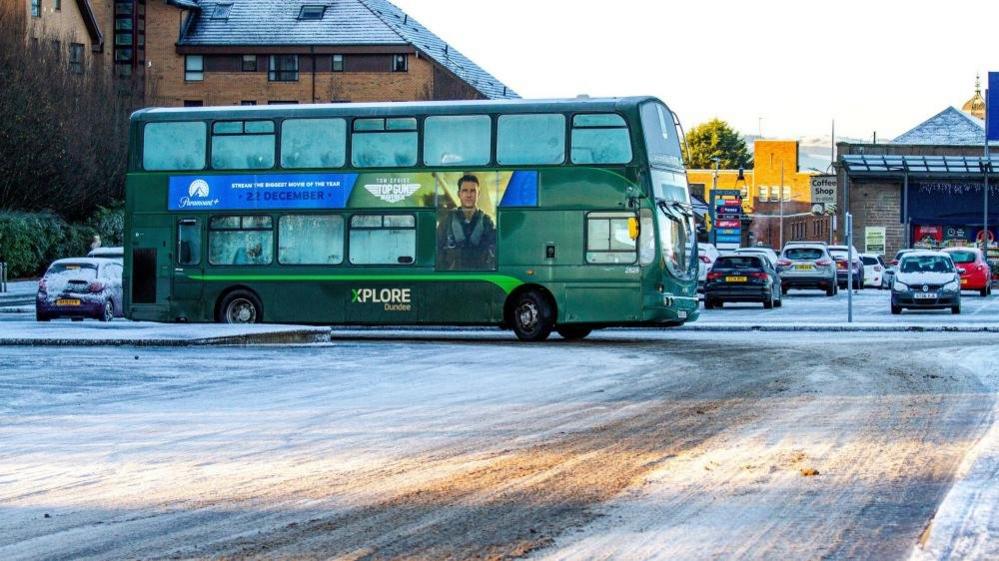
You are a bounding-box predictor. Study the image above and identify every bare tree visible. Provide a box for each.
[0,0,142,220]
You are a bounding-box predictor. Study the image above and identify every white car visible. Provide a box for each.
[697,243,720,291]
[735,247,779,268]
[860,253,886,289]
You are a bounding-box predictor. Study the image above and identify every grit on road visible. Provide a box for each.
[1,330,997,560]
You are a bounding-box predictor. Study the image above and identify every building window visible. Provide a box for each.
[211,3,231,19]
[267,100,298,105]
[183,100,203,107]
[69,43,84,74]
[332,54,344,72]
[298,5,325,19]
[240,100,256,105]
[185,55,203,81]
[31,0,40,17]
[54,0,61,11]
[268,55,298,81]
[241,55,256,72]
[392,54,407,72]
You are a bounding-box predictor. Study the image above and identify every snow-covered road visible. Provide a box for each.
[0,331,996,560]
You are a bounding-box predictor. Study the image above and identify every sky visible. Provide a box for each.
[390,0,999,141]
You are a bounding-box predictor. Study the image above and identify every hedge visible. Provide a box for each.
[0,205,123,278]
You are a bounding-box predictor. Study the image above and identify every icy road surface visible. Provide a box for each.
[0,331,997,560]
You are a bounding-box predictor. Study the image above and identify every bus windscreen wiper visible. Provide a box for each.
[656,198,692,219]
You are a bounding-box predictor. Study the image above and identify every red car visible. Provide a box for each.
[943,247,992,296]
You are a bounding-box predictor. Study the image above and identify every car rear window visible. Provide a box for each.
[948,250,976,264]
[714,256,762,268]
[861,256,879,265]
[785,248,823,260]
[829,251,848,260]
[900,256,954,273]
[45,263,98,292]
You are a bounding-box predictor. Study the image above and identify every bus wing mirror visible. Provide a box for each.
[628,217,640,240]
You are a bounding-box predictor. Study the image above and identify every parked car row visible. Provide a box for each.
[701,240,994,310]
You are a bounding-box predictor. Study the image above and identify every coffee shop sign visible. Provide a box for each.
[810,175,837,211]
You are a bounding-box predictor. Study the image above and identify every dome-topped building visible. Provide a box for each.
[962,75,986,119]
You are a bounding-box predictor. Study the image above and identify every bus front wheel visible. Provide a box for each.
[218,290,263,324]
[511,291,554,342]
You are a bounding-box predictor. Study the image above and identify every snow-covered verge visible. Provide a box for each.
[910,348,999,561]
[0,316,329,345]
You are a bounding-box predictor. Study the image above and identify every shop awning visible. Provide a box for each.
[842,154,996,178]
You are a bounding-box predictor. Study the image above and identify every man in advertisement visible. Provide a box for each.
[437,175,497,270]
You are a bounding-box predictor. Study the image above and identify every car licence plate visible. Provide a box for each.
[795,264,814,271]
[913,292,937,299]
[726,276,747,282]
[56,299,81,306]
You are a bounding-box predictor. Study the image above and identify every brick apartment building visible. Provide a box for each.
[21,0,517,105]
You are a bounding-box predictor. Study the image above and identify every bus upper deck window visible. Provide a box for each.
[571,113,632,165]
[423,115,491,166]
[143,122,207,171]
[497,114,565,166]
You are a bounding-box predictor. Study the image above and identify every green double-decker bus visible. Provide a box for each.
[124,97,698,340]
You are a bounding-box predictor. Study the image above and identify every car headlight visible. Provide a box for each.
[893,281,908,291]
[943,280,959,291]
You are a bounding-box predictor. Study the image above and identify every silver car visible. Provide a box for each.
[777,244,838,296]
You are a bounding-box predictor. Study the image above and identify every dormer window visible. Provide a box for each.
[212,3,232,19]
[299,5,325,20]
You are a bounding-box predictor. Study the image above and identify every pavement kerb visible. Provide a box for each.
[0,328,332,347]
[676,324,999,333]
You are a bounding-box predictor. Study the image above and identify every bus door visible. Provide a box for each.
[127,217,172,320]
[172,217,205,320]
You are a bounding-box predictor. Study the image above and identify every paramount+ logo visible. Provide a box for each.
[351,288,412,312]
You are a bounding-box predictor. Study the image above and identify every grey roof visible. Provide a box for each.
[177,0,518,100]
[891,106,984,146]
[166,0,200,9]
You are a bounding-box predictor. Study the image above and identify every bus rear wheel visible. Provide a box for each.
[556,325,591,340]
[218,290,263,324]
[511,291,554,342]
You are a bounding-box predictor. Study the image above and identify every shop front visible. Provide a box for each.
[907,181,999,262]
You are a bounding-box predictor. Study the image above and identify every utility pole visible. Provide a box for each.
[779,160,785,247]
[711,158,720,245]
[985,85,991,255]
